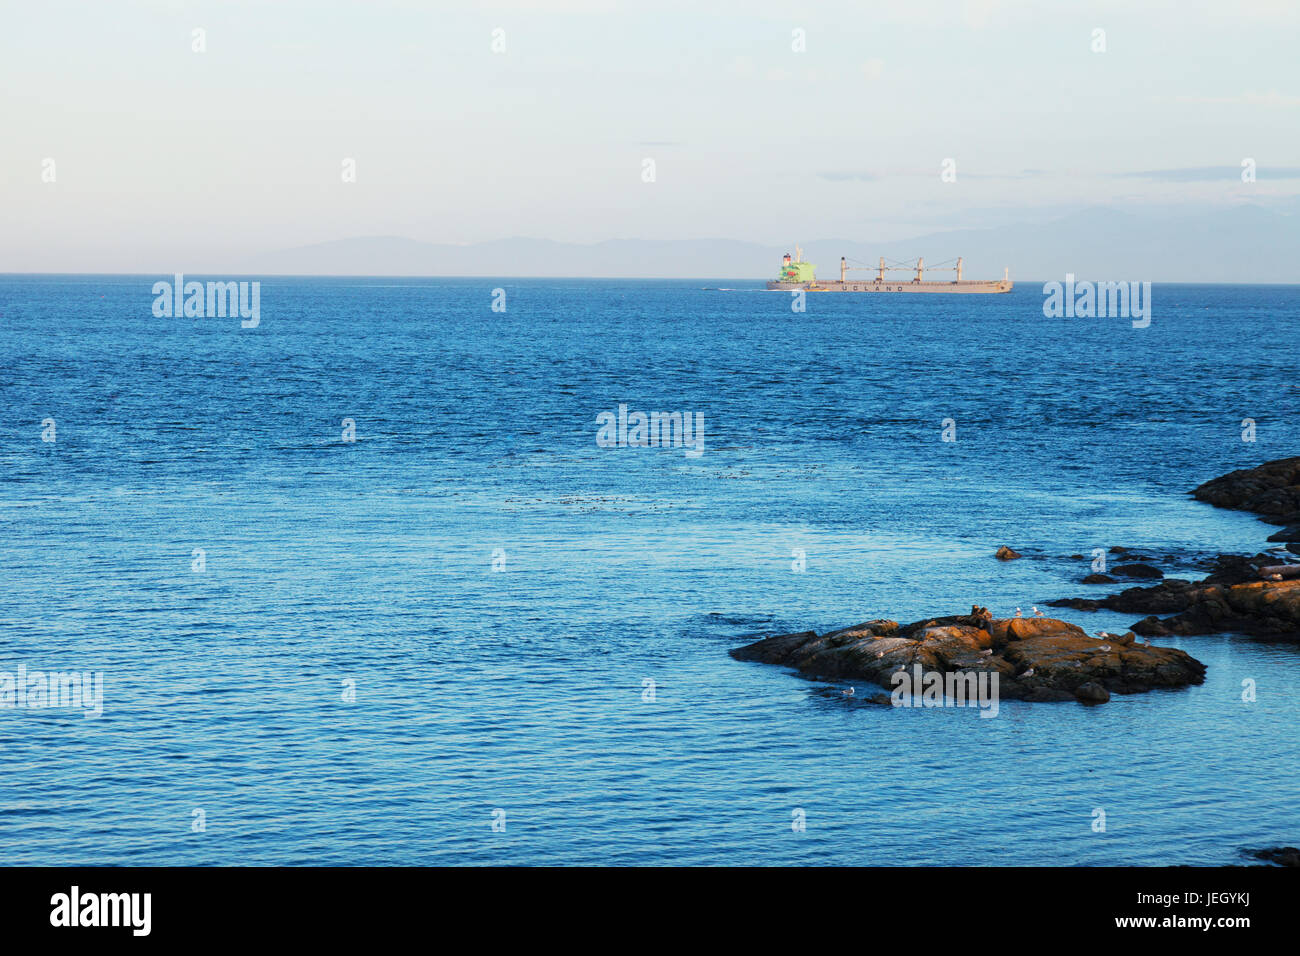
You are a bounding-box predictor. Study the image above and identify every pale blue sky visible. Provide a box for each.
[2,0,1298,271]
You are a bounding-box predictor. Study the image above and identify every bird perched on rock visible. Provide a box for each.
[979,648,993,657]
[1032,606,1044,617]
[1014,607,1023,618]
[876,651,884,658]
[1096,631,1110,639]
[1022,668,1035,678]
[1099,645,1111,652]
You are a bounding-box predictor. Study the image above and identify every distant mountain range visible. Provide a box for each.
[244,206,1298,283]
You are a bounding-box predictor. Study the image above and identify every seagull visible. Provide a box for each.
[1033,606,1044,617]
[841,686,855,697]
[1022,668,1035,678]
[979,648,993,657]
[1096,631,1110,639]
[1014,607,1023,618]
[1099,644,1111,652]
[876,651,884,658]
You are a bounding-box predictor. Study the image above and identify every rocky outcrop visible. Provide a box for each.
[1192,456,1300,524]
[1130,578,1300,638]
[730,608,1206,704]
[995,545,1022,560]
[1051,545,1300,640]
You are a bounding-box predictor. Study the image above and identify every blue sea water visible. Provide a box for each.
[1,274,1298,866]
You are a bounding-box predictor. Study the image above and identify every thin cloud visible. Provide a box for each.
[1170,90,1300,107]
[818,169,1045,182]
[1118,166,1300,182]
[818,171,881,182]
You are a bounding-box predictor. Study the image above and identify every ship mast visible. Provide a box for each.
[844,257,968,281]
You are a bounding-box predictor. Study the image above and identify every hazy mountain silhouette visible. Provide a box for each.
[246,206,1297,283]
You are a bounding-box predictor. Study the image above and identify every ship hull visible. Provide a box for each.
[766,279,1013,293]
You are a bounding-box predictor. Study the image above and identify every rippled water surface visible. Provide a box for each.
[1,275,1298,865]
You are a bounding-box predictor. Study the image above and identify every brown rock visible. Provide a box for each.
[1002,616,1088,643]
[730,610,1205,704]
[995,545,1022,561]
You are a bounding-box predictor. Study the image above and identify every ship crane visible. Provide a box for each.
[840,256,964,283]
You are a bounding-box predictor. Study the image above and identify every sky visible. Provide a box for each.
[1,0,1298,272]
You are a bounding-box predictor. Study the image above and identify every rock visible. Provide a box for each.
[1192,456,1300,524]
[1082,573,1115,584]
[995,545,1022,561]
[1075,682,1110,704]
[1049,578,1198,615]
[1246,846,1300,867]
[995,616,1088,644]
[1266,525,1300,542]
[730,610,1205,703]
[1082,573,1300,640]
[1112,563,1163,579]
[1203,553,1273,585]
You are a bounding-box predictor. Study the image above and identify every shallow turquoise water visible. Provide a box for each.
[1,275,1297,864]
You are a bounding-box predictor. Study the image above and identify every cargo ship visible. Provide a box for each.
[766,246,1012,293]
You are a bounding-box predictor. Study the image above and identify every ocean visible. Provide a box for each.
[1,274,1298,865]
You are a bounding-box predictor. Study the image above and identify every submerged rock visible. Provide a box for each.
[1112,563,1163,579]
[1245,846,1300,867]
[730,608,1205,704]
[1075,682,1110,704]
